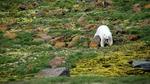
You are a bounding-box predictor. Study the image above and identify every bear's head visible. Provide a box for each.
[104,34,111,44]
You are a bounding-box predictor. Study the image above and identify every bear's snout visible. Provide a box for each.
[105,39,109,44]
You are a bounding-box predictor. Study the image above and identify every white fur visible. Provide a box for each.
[94,25,113,47]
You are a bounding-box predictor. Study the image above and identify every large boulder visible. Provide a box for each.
[89,35,100,48]
[127,34,140,41]
[132,60,150,68]
[36,67,70,78]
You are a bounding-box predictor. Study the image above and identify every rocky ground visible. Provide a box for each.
[0,0,150,82]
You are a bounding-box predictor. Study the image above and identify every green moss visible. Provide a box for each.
[15,32,43,45]
[0,55,17,64]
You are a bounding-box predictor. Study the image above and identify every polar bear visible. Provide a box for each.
[94,25,113,47]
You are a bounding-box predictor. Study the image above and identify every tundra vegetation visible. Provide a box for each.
[0,0,150,83]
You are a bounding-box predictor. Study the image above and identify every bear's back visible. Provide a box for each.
[97,25,111,34]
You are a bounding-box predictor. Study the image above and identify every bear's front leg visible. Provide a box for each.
[108,38,113,46]
[100,38,104,47]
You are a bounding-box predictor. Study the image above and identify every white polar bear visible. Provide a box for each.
[94,25,113,47]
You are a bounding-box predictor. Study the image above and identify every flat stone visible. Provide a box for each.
[50,56,67,69]
[42,35,52,43]
[36,67,70,78]
[132,60,150,68]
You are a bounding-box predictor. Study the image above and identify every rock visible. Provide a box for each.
[24,23,33,29]
[82,8,92,12]
[3,32,17,39]
[76,0,82,3]
[85,0,97,2]
[77,0,97,3]
[83,42,89,47]
[137,45,145,50]
[53,36,65,42]
[50,56,67,69]
[0,27,7,31]
[37,10,47,17]
[96,17,104,21]
[132,60,150,68]
[18,4,27,10]
[50,36,65,46]
[50,0,54,2]
[68,41,76,47]
[42,35,52,43]
[140,19,150,26]
[48,10,56,15]
[13,44,22,47]
[72,35,81,41]
[30,14,36,18]
[144,3,150,8]
[96,2,103,8]
[77,15,86,22]
[114,27,126,34]
[133,4,141,13]
[36,67,70,78]
[133,4,141,8]
[89,35,100,48]
[26,65,33,72]
[49,51,55,54]
[36,33,48,38]
[50,40,55,46]
[33,29,45,34]
[36,0,42,3]
[63,23,72,28]
[35,33,52,42]
[114,38,124,42]
[54,9,65,15]
[89,1,97,6]
[33,38,44,42]
[29,2,39,8]
[6,20,17,26]
[127,34,140,41]
[68,35,87,47]
[83,24,98,30]
[55,42,66,48]
[73,5,81,11]
[103,0,111,8]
